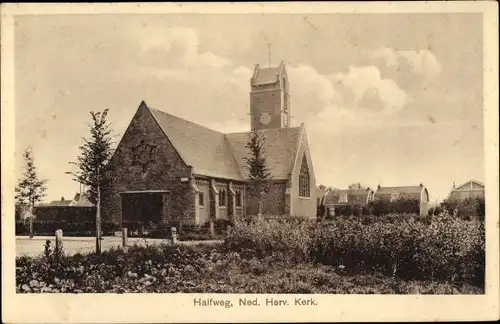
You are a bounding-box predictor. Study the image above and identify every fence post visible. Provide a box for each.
[122,228,128,247]
[171,227,177,245]
[209,221,215,237]
[55,229,63,254]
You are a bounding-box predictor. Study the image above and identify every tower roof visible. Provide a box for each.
[251,61,286,86]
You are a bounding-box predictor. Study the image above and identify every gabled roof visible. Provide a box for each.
[324,188,374,205]
[448,180,485,200]
[452,180,485,191]
[48,200,72,207]
[148,105,243,180]
[225,127,302,180]
[144,102,303,181]
[374,185,425,201]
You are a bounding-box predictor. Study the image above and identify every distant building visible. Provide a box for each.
[322,187,375,217]
[447,180,485,201]
[374,183,430,216]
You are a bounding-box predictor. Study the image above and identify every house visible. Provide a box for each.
[322,187,375,216]
[34,191,96,223]
[447,180,485,201]
[373,183,430,216]
[101,61,317,228]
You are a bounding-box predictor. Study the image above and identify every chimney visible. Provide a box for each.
[420,182,423,188]
[377,184,381,190]
[452,181,456,189]
[61,196,65,201]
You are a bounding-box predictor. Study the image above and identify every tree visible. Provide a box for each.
[244,130,272,219]
[68,109,114,254]
[348,183,365,190]
[15,146,48,238]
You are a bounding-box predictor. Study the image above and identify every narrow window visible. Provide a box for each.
[235,190,242,207]
[219,188,226,206]
[198,192,204,207]
[339,193,348,203]
[299,154,310,198]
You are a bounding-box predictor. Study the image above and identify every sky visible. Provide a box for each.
[14,13,484,203]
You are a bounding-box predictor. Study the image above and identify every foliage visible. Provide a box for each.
[367,197,420,216]
[440,197,485,219]
[15,146,48,209]
[227,215,484,286]
[67,109,115,205]
[16,242,481,294]
[244,130,272,211]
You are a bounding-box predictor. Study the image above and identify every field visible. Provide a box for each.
[16,214,485,294]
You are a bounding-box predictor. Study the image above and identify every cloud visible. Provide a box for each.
[330,65,408,114]
[369,47,442,89]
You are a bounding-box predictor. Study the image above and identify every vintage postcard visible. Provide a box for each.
[2,2,499,323]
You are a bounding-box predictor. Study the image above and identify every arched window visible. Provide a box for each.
[219,188,226,207]
[339,193,348,203]
[235,190,242,207]
[299,154,310,198]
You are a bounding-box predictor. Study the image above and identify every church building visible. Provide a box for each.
[101,61,317,228]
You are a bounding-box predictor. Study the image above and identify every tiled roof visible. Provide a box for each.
[147,103,302,181]
[324,189,373,205]
[69,195,95,207]
[149,106,244,180]
[48,200,72,207]
[375,186,424,201]
[225,127,302,180]
[253,66,281,85]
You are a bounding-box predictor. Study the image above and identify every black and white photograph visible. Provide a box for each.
[2,2,499,323]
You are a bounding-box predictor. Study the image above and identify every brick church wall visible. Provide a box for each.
[101,104,196,227]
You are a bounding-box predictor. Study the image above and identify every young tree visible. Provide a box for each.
[15,146,48,238]
[244,130,272,220]
[68,109,114,254]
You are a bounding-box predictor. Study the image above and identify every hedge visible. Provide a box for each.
[225,215,484,287]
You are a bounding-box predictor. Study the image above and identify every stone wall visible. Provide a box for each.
[101,103,195,227]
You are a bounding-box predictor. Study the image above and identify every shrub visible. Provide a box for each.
[226,215,484,286]
[225,218,315,262]
[16,239,483,294]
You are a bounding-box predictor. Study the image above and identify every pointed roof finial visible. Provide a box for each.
[267,43,272,67]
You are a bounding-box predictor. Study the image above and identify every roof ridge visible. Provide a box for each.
[226,126,301,136]
[148,106,224,136]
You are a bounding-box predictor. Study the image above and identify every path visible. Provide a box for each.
[16,236,223,257]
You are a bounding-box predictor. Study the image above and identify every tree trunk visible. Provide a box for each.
[29,200,34,239]
[96,185,102,254]
[257,200,262,220]
[29,216,34,239]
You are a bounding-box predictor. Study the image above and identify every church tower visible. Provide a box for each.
[249,60,291,130]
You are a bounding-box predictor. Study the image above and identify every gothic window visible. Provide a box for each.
[339,193,348,203]
[299,154,310,198]
[219,188,226,207]
[235,190,242,207]
[198,192,204,207]
[283,111,289,127]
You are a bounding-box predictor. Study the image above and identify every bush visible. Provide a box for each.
[16,240,482,294]
[225,218,315,262]
[226,215,484,286]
